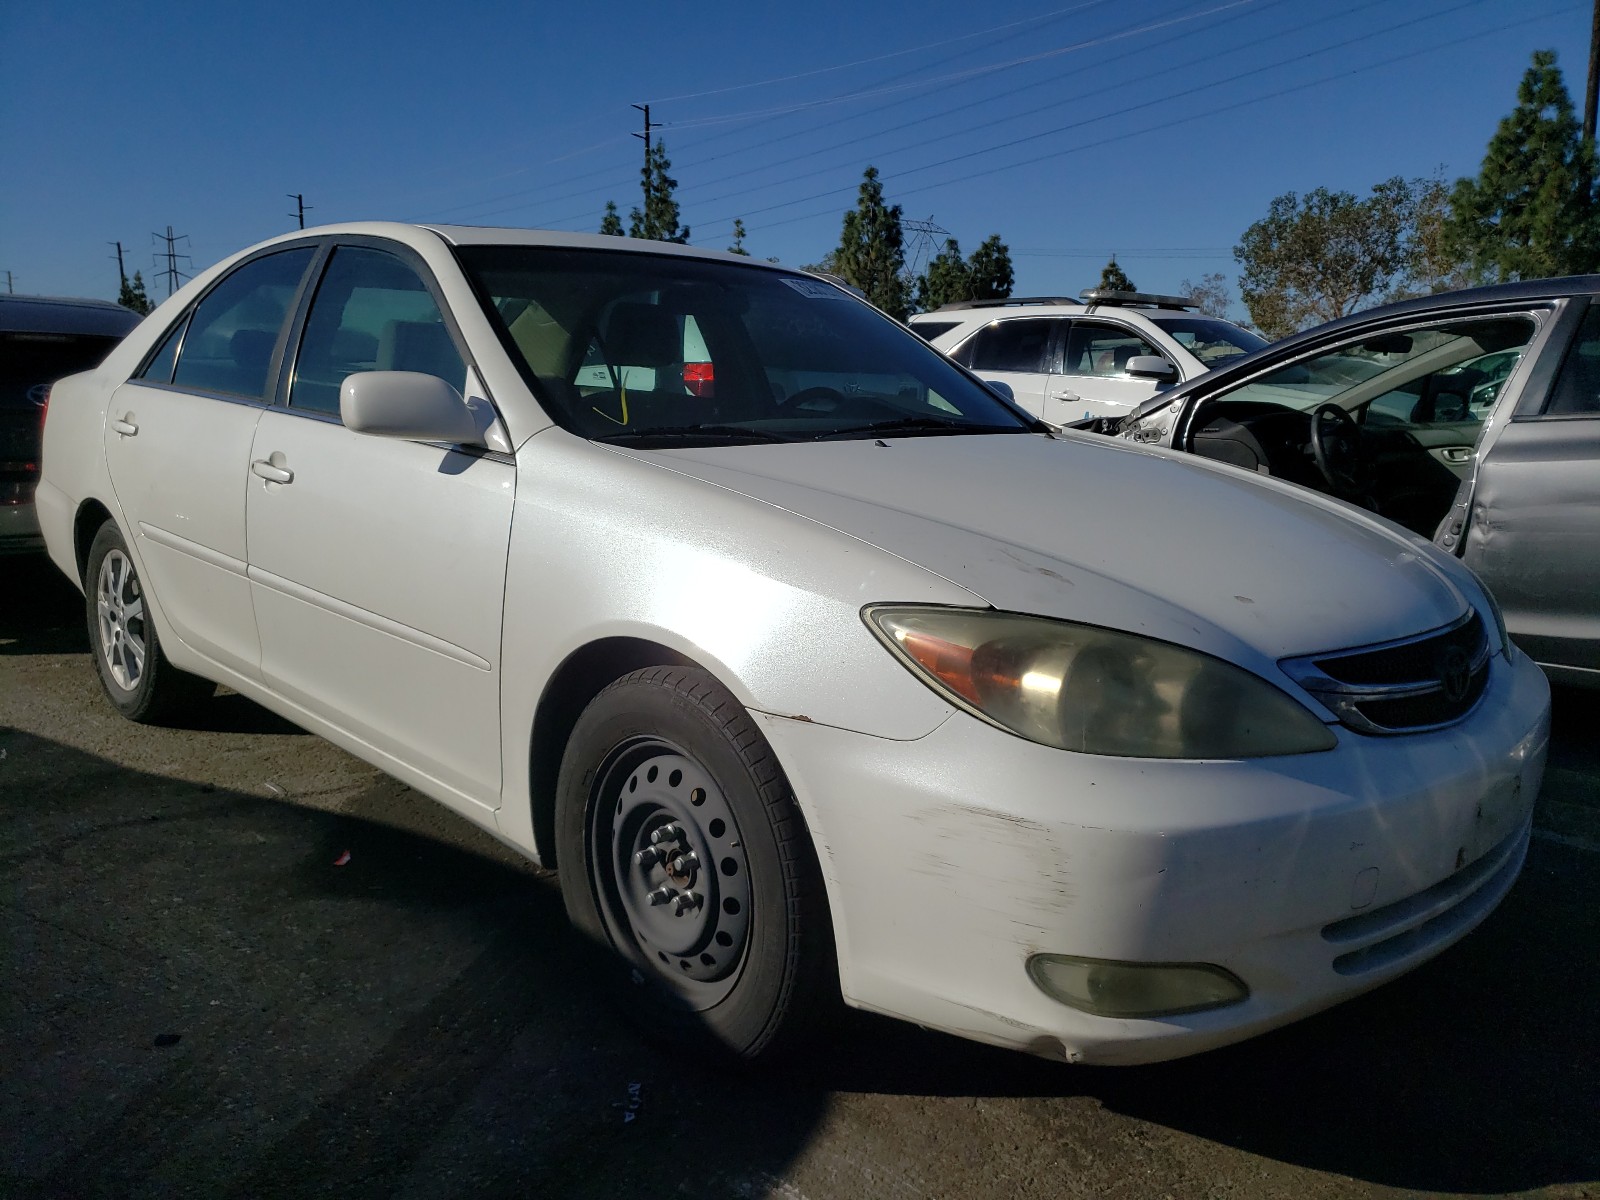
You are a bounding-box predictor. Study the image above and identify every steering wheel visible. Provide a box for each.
[781,385,850,411]
[1308,403,1369,498]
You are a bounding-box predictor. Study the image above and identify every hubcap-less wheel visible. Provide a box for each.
[96,548,147,692]
[590,739,752,1008]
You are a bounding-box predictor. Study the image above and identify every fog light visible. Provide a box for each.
[1026,954,1248,1018]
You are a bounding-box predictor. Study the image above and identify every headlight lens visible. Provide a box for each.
[865,606,1337,758]
[1469,570,1512,657]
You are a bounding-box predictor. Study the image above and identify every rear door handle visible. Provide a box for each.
[111,417,138,437]
[251,459,294,484]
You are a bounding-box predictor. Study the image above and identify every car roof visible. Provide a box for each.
[0,294,144,337]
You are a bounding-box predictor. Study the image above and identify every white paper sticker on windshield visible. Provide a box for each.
[780,278,850,299]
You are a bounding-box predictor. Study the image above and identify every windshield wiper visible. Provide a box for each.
[814,416,1026,440]
[592,423,793,444]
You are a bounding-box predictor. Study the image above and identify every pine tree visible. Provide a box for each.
[1449,50,1600,280]
[599,201,625,237]
[118,270,153,315]
[965,235,1014,301]
[833,167,909,320]
[914,239,969,311]
[729,219,750,255]
[628,142,690,244]
[1099,257,1135,292]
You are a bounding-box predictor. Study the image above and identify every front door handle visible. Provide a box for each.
[1441,447,1473,463]
[111,417,138,437]
[251,458,294,484]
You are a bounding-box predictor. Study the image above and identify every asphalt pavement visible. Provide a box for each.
[2,553,1597,1200]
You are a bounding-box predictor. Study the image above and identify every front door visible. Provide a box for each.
[1043,319,1167,425]
[245,243,515,812]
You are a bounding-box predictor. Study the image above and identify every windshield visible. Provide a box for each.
[1148,316,1267,367]
[457,246,1036,445]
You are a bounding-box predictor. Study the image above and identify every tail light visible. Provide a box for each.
[682,362,714,398]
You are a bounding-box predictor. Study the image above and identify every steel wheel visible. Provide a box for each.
[591,739,753,1008]
[95,547,147,692]
[555,666,835,1060]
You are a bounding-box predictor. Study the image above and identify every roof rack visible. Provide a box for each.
[933,296,1080,312]
[1079,288,1197,311]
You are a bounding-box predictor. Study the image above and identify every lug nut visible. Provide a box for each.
[649,823,684,846]
[669,851,700,874]
[634,846,665,868]
[673,891,702,914]
[647,886,678,907]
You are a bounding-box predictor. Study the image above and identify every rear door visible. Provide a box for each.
[947,317,1059,418]
[1462,301,1600,682]
[102,245,317,679]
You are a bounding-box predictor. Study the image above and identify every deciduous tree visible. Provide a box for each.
[1178,272,1233,319]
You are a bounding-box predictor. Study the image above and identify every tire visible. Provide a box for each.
[555,666,835,1062]
[84,520,213,723]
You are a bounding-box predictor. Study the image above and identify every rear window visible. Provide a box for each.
[909,320,962,341]
[0,332,122,409]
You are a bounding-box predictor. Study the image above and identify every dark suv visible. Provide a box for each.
[1,295,141,553]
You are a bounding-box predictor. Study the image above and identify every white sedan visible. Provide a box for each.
[38,223,1549,1065]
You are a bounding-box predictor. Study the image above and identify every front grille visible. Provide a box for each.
[1281,611,1491,735]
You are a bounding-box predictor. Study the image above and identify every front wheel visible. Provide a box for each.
[84,520,213,723]
[555,666,834,1061]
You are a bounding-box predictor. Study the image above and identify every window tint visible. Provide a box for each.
[910,320,962,341]
[958,319,1054,372]
[457,246,1033,444]
[1063,321,1164,378]
[1213,317,1536,425]
[137,316,186,385]
[171,248,314,399]
[289,246,465,416]
[1545,305,1600,415]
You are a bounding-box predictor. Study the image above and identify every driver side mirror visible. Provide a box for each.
[1124,355,1177,381]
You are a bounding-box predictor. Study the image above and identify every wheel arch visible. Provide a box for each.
[73,498,117,585]
[528,636,701,869]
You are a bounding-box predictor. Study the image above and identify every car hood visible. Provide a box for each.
[612,431,1472,669]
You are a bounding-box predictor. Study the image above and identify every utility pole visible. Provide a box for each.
[4,271,12,295]
[1587,0,1600,144]
[631,103,654,217]
[152,226,192,297]
[287,193,312,230]
[110,241,128,292]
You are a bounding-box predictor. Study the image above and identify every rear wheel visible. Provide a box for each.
[555,666,834,1061]
[84,521,213,723]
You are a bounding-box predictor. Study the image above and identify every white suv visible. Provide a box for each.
[910,290,1266,426]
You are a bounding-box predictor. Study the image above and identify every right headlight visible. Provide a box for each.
[864,606,1337,759]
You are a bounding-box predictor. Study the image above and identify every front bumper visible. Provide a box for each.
[755,644,1550,1065]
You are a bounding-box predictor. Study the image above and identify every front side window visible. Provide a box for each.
[1063,321,1165,378]
[1214,316,1537,427]
[459,247,1035,444]
[169,248,315,400]
[955,318,1055,373]
[289,246,465,416]
[1544,304,1600,416]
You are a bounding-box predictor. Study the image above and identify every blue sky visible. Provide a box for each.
[2,0,1592,308]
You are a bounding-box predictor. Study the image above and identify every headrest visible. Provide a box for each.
[603,303,681,368]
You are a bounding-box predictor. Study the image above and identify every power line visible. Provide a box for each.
[642,0,1111,106]
[441,0,1261,229]
[690,0,1510,238]
[727,3,1577,242]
